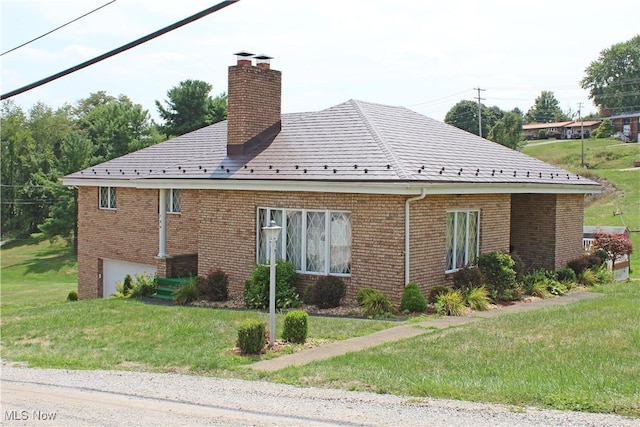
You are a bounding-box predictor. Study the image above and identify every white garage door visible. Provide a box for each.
[103,259,157,297]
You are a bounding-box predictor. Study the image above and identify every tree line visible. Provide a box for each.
[444,35,639,147]
[1,80,226,251]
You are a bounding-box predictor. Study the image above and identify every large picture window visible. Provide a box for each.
[257,207,352,276]
[99,186,116,209]
[445,210,479,272]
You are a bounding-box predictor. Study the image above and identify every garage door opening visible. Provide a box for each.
[102,259,157,297]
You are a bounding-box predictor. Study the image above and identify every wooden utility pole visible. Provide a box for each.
[474,87,486,137]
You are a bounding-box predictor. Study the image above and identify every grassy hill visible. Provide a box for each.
[523,138,639,276]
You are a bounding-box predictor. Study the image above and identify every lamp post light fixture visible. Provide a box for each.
[262,220,281,347]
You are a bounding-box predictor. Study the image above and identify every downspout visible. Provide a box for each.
[405,189,427,285]
[158,189,167,258]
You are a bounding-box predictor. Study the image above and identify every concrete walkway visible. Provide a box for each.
[251,291,602,372]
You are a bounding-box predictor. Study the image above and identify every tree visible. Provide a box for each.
[524,91,570,124]
[594,231,633,269]
[592,119,616,139]
[444,100,504,137]
[488,110,523,150]
[156,80,227,137]
[581,35,640,114]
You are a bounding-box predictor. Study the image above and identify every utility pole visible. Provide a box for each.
[474,87,486,137]
[578,102,585,168]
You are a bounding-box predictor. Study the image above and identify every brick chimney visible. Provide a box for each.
[227,52,282,156]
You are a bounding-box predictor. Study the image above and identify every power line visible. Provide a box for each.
[0,0,239,100]
[1,0,117,57]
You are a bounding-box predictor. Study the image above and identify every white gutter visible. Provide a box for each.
[405,188,427,286]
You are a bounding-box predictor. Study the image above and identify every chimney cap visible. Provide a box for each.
[254,54,272,61]
[234,51,254,57]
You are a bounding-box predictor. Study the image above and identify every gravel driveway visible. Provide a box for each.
[2,365,638,427]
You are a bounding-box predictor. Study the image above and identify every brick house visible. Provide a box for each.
[62,54,601,303]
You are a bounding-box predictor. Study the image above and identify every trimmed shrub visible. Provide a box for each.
[198,268,229,301]
[400,282,427,313]
[302,285,314,305]
[312,276,346,309]
[428,285,450,304]
[122,274,134,296]
[464,286,490,311]
[452,266,482,292]
[173,277,201,305]
[237,320,266,354]
[436,290,465,316]
[243,261,300,309]
[66,290,78,302]
[567,254,605,276]
[128,273,157,298]
[356,287,377,305]
[282,310,308,344]
[556,267,577,284]
[359,289,394,318]
[477,251,517,301]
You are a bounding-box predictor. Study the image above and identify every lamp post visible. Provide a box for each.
[262,220,281,347]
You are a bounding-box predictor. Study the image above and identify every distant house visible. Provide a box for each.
[62,54,601,303]
[522,121,601,140]
[605,111,640,143]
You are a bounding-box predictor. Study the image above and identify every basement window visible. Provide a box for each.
[257,207,352,276]
[166,189,182,214]
[445,210,479,272]
[99,186,117,210]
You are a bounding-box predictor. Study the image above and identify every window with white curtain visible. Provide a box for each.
[99,186,116,209]
[166,189,181,213]
[445,210,479,272]
[257,207,352,276]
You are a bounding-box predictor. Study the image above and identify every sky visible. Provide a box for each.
[1,0,638,123]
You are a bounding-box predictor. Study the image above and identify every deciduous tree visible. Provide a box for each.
[581,35,640,114]
[524,91,570,124]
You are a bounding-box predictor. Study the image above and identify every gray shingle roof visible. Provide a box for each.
[66,100,598,187]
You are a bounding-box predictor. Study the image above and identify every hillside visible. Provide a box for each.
[523,138,639,276]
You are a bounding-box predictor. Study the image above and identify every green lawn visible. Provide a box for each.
[2,239,639,416]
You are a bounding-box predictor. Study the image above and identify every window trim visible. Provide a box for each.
[257,207,352,277]
[99,186,116,210]
[445,209,480,273]
[166,189,181,214]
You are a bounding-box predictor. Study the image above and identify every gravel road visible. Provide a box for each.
[1,366,638,427]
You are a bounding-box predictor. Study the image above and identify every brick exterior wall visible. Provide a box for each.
[227,62,282,148]
[77,187,199,299]
[409,194,511,296]
[77,186,584,304]
[510,193,584,271]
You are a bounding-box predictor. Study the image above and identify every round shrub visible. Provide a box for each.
[311,276,346,309]
[428,285,450,304]
[400,282,427,313]
[453,266,482,292]
[237,320,266,354]
[302,285,314,305]
[477,251,517,301]
[66,290,78,302]
[282,310,308,344]
[198,268,229,301]
[243,261,300,309]
[555,266,577,284]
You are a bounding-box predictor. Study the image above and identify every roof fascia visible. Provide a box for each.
[62,177,602,195]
